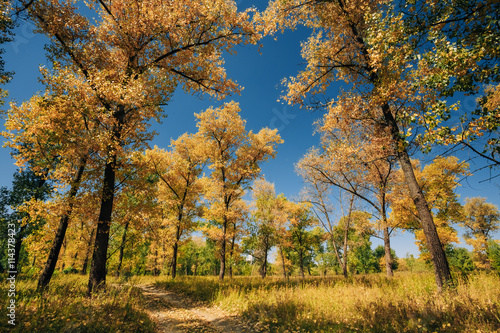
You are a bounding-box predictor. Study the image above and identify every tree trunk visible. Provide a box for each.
[383,226,394,278]
[260,239,269,278]
[171,240,178,278]
[11,225,26,278]
[115,220,130,278]
[38,157,86,290]
[381,104,452,290]
[299,248,305,278]
[280,245,287,280]
[88,159,116,295]
[342,220,349,278]
[219,215,227,281]
[229,230,236,279]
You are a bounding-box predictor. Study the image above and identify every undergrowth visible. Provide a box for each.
[0,274,155,332]
[155,272,500,332]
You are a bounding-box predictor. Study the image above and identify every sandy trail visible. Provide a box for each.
[137,284,260,333]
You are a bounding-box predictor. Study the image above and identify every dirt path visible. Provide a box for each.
[137,284,262,333]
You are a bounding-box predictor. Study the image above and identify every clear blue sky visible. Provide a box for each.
[1,3,498,258]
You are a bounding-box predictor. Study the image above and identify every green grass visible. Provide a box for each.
[0,274,155,332]
[155,272,500,332]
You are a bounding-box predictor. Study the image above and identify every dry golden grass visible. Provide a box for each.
[0,274,155,332]
[155,272,500,332]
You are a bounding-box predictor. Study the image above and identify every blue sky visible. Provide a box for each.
[1,3,499,259]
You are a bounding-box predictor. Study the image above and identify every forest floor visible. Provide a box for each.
[138,284,263,333]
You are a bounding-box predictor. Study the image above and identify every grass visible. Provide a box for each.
[0,274,156,332]
[155,272,500,332]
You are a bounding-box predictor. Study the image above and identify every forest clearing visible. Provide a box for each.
[1,0,500,332]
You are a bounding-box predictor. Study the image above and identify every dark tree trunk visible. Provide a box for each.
[280,245,287,280]
[342,219,349,278]
[260,239,269,278]
[397,148,452,290]
[11,225,26,278]
[229,230,236,279]
[171,240,178,278]
[38,157,86,290]
[115,220,130,278]
[298,249,305,278]
[383,226,394,278]
[88,159,116,295]
[219,215,227,281]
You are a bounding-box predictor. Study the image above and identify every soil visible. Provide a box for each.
[137,284,263,333]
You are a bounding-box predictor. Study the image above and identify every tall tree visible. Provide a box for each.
[297,116,399,277]
[142,133,205,278]
[245,178,280,278]
[285,201,318,278]
[461,197,500,269]
[261,0,455,290]
[0,169,51,277]
[196,101,282,280]
[24,0,259,294]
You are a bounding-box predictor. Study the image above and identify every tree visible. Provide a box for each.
[297,114,399,278]
[461,197,500,269]
[261,0,454,290]
[245,178,280,278]
[0,169,51,277]
[0,0,13,104]
[285,201,318,278]
[196,101,282,280]
[447,246,475,275]
[24,0,259,294]
[142,133,205,278]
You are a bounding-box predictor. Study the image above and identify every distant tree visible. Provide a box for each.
[349,235,379,274]
[0,169,51,277]
[141,133,206,278]
[390,157,468,261]
[244,178,282,278]
[488,240,500,274]
[374,245,399,272]
[461,197,500,269]
[447,246,475,275]
[196,101,282,280]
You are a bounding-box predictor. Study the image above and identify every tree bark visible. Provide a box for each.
[171,239,178,278]
[280,245,287,279]
[229,230,236,278]
[11,225,26,279]
[383,226,394,278]
[38,157,87,290]
[219,215,227,280]
[397,147,452,290]
[260,238,269,278]
[87,159,116,295]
